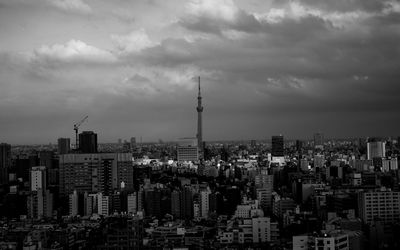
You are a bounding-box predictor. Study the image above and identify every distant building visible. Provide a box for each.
[367,139,385,160]
[57,138,70,154]
[271,135,284,157]
[79,131,98,153]
[0,143,11,184]
[177,138,199,162]
[59,153,133,197]
[314,133,324,150]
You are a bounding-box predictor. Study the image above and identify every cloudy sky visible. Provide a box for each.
[0,0,399,144]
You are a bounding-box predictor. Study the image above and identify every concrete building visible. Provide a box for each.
[200,190,210,218]
[30,166,46,191]
[69,190,79,216]
[127,192,138,214]
[59,153,133,197]
[358,190,400,224]
[367,139,386,160]
[315,231,349,250]
[97,193,109,216]
[79,131,98,153]
[177,138,199,162]
[314,133,324,150]
[57,138,70,155]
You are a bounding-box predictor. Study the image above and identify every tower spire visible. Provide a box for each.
[196,76,203,160]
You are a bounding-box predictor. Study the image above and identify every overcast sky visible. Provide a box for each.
[0,0,399,144]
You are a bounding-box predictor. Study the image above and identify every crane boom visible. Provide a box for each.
[74,115,88,150]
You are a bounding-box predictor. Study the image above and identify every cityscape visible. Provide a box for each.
[1,0,400,250]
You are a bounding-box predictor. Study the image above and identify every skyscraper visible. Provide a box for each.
[0,143,11,184]
[314,132,324,149]
[59,153,132,197]
[271,135,284,157]
[367,138,386,160]
[57,138,70,155]
[79,131,98,153]
[196,76,204,160]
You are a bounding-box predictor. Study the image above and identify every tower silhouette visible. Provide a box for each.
[196,76,203,160]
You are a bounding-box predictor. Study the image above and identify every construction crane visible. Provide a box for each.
[73,115,88,150]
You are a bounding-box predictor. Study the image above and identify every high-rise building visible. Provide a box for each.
[79,131,98,153]
[0,143,11,184]
[358,190,400,224]
[57,138,70,155]
[69,190,79,216]
[97,193,110,216]
[180,186,193,219]
[200,190,210,219]
[367,138,386,160]
[30,166,46,191]
[130,137,136,150]
[59,153,132,197]
[28,166,53,219]
[196,76,204,160]
[171,190,181,219]
[271,135,284,157]
[314,132,324,149]
[127,192,138,214]
[177,138,199,162]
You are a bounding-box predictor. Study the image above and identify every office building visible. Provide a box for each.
[171,190,181,219]
[79,131,98,153]
[57,138,70,155]
[127,192,138,214]
[0,143,11,184]
[28,167,53,219]
[177,138,199,162]
[252,217,279,243]
[271,135,284,157]
[367,139,386,160]
[69,190,79,216]
[200,190,210,218]
[30,166,46,191]
[97,193,110,216]
[315,231,349,250]
[59,153,133,197]
[358,190,400,224]
[314,132,324,149]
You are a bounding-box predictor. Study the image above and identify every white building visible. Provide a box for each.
[30,166,46,191]
[69,190,79,216]
[315,231,349,250]
[97,193,109,216]
[127,192,137,214]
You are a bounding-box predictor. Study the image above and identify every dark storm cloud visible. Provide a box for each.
[1,0,400,143]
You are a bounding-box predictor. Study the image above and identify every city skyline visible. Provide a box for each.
[1,0,400,144]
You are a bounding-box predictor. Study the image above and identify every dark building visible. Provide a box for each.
[57,138,70,155]
[272,135,284,157]
[145,189,161,218]
[180,186,193,220]
[0,143,11,184]
[98,216,144,249]
[296,140,303,152]
[79,131,98,153]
